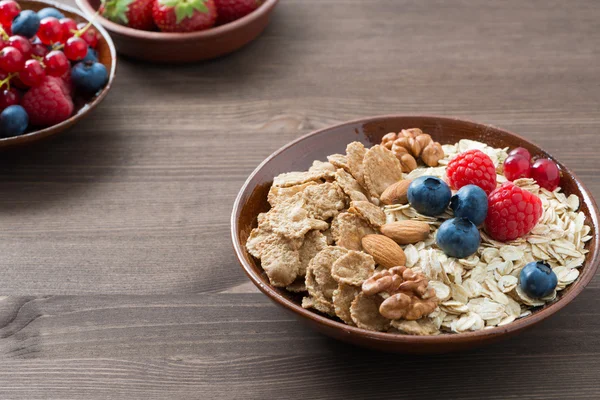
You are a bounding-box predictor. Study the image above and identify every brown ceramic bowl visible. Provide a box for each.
[0,0,116,149]
[231,115,600,353]
[75,0,279,62]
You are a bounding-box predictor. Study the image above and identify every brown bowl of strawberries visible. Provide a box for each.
[0,0,115,148]
[75,0,279,62]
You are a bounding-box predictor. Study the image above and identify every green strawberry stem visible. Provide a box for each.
[100,0,134,25]
[159,0,210,24]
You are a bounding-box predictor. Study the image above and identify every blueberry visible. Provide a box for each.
[450,184,488,226]
[37,7,65,20]
[436,217,480,259]
[12,10,41,38]
[407,176,452,216]
[0,105,28,137]
[81,47,98,63]
[520,261,558,298]
[71,61,108,93]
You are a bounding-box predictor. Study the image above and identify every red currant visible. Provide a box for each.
[0,0,20,27]
[0,38,7,51]
[31,42,48,58]
[503,155,531,181]
[64,36,87,61]
[0,87,19,111]
[77,22,99,48]
[509,147,531,161]
[8,36,31,58]
[19,58,45,86]
[0,46,24,72]
[43,50,69,77]
[59,18,78,41]
[38,17,63,45]
[531,158,560,191]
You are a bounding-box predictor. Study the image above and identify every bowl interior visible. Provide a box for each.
[233,115,600,345]
[0,0,116,147]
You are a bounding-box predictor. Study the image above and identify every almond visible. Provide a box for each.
[361,234,406,269]
[380,220,431,245]
[380,179,412,205]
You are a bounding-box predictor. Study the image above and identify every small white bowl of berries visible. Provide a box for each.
[0,0,116,147]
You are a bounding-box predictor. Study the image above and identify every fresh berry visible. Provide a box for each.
[43,50,69,77]
[407,176,452,217]
[11,10,40,38]
[102,0,156,30]
[0,87,19,110]
[71,61,108,93]
[508,147,531,161]
[64,36,88,61]
[0,0,20,27]
[59,17,78,41]
[214,0,262,25]
[31,42,49,57]
[0,104,27,136]
[520,261,557,298]
[484,182,543,242]
[77,22,99,48]
[22,76,74,126]
[19,59,45,86]
[38,17,63,44]
[530,158,560,191]
[152,0,217,32]
[81,47,98,62]
[37,7,65,20]
[0,37,7,51]
[7,35,32,58]
[446,149,497,195]
[0,46,24,72]
[59,69,74,96]
[449,184,488,226]
[436,217,480,259]
[503,154,531,181]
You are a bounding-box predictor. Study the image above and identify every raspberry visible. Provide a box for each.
[21,76,74,127]
[484,182,543,241]
[446,149,497,195]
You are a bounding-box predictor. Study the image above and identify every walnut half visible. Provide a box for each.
[380,129,444,170]
[362,266,439,321]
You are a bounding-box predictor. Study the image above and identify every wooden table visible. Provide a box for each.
[1,0,599,398]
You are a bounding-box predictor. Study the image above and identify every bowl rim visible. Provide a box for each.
[231,114,600,344]
[75,0,280,41]
[0,0,117,146]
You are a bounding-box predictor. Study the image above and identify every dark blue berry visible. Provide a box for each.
[436,217,480,259]
[11,10,40,38]
[450,184,488,226]
[0,105,28,137]
[37,7,65,20]
[81,47,98,63]
[407,176,452,216]
[520,261,558,298]
[71,61,108,93]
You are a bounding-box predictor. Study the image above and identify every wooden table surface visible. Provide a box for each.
[1,0,599,398]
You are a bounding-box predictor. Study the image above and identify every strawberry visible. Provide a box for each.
[152,0,217,32]
[21,76,74,127]
[214,0,262,25]
[101,0,156,31]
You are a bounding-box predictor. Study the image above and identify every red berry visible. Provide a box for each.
[77,22,99,48]
[59,18,78,41]
[214,0,262,25]
[21,76,74,127]
[0,87,19,110]
[152,0,217,32]
[503,154,531,181]
[484,182,543,242]
[0,0,20,27]
[101,0,155,30]
[43,50,69,77]
[8,35,32,58]
[0,37,8,51]
[38,17,64,45]
[31,42,49,58]
[19,58,45,86]
[0,46,24,72]
[508,147,531,161]
[64,36,87,61]
[446,149,497,195]
[530,158,560,191]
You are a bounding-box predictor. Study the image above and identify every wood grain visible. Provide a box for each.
[1,0,600,397]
